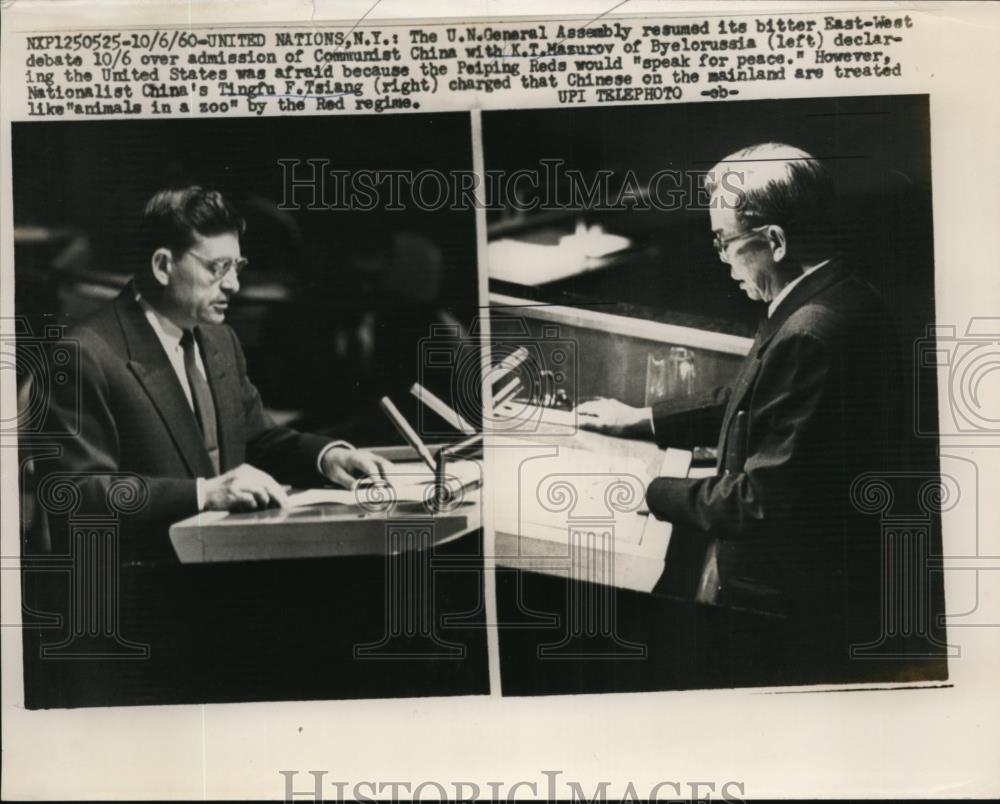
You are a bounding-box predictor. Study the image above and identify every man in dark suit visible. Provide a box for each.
[578,144,902,654]
[43,187,393,557]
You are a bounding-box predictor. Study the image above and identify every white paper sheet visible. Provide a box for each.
[286,459,481,507]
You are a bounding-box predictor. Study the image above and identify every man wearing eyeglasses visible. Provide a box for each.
[44,187,393,556]
[577,144,903,655]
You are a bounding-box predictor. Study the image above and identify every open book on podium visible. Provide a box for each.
[170,388,483,564]
[284,459,481,508]
[169,453,483,564]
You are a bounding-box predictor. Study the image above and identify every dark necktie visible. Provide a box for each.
[180,329,220,475]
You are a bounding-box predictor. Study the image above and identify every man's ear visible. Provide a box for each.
[150,248,173,287]
[767,225,787,263]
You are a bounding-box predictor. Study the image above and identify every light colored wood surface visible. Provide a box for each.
[169,457,482,564]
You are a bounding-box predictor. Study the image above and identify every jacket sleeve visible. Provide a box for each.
[41,338,199,536]
[645,332,832,539]
[650,386,730,450]
[232,328,331,485]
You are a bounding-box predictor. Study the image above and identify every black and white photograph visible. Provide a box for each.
[11,113,488,707]
[484,94,949,694]
[2,1,999,800]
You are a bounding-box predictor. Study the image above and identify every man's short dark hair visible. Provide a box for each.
[141,187,245,257]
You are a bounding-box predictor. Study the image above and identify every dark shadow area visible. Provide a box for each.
[484,94,934,349]
[12,113,480,445]
[496,569,949,696]
[22,529,488,708]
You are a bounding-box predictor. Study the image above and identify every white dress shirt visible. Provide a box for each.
[135,292,205,411]
[135,292,349,510]
[136,292,215,509]
[767,259,831,318]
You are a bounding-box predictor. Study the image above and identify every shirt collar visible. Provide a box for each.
[767,259,831,318]
[135,289,186,351]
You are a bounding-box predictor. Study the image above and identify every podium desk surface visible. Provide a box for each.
[488,412,695,594]
[170,451,482,564]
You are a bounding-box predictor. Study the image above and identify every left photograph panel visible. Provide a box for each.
[10,114,488,708]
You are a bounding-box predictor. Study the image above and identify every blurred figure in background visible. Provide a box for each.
[294,218,469,445]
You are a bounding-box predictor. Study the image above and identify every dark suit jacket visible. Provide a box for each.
[42,285,331,556]
[647,262,903,621]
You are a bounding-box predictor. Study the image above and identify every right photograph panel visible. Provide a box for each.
[483,94,949,694]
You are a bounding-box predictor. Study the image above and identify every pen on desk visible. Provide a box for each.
[379,396,436,473]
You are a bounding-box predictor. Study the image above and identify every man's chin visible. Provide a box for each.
[202,307,228,324]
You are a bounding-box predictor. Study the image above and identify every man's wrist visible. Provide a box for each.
[317,440,355,477]
[196,477,206,511]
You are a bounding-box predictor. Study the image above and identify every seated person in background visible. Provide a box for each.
[577,143,903,653]
[42,187,393,557]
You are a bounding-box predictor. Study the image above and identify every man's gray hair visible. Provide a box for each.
[705,143,835,251]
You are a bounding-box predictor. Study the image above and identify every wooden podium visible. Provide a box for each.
[169,446,482,564]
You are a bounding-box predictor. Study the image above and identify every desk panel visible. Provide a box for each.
[488,404,692,593]
[23,533,491,708]
[170,455,483,564]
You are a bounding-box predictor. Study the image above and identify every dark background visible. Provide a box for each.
[484,93,935,349]
[484,94,947,694]
[20,530,490,709]
[13,113,488,708]
[484,93,939,472]
[12,113,481,445]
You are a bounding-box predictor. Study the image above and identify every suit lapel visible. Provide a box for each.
[716,261,849,464]
[195,326,241,472]
[113,287,214,478]
[754,261,848,356]
[716,319,767,462]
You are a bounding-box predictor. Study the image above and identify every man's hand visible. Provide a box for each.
[202,463,289,511]
[575,397,654,438]
[321,447,395,488]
